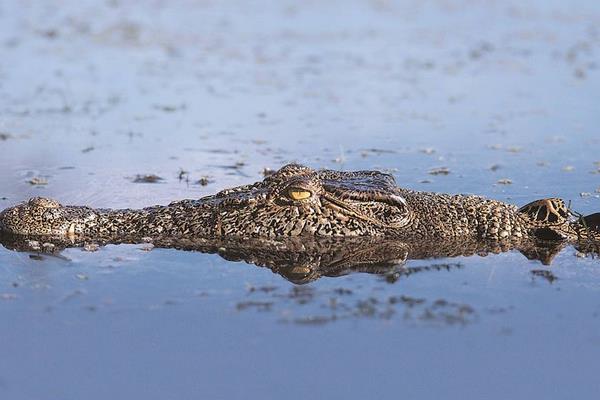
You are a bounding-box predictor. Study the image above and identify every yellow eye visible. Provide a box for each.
[287,188,312,200]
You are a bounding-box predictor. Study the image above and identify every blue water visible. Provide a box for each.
[1,1,599,399]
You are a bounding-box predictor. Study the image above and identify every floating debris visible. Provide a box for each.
[489,164,501,171]
[428,167,450,175]
[420,148,436,155]
[81,146,95,153]
[38,29,58,39]
[357,298,383,317]
[531,269,557,283]
[133,174,164,183]
[469,41,494,59]
[217,161,246,170]
[497,178,513,185]
[177,169,189,181]
[153,104,186,112]
[247,285,278,294]
[195,177,212,186]
[0,132,12,140]
[292,316,334,325]
[236,301,273,311]
[196,148,235,154]
[580,192,592,197]
[28,177,48,185]
[238,281,476,325]
[384,262,463,283]
[388,295,426,307]
[76,274,89,281]
[562,165,575,172]
[333,288,353,296]
[362,148,397,155]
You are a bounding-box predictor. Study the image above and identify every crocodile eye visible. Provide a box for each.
[287,188,312,201]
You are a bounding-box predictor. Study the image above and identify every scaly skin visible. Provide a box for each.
[0,164,598,244]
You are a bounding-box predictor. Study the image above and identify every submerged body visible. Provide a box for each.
[0,164,598,245]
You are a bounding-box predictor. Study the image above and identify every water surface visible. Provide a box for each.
[1,1,600,399]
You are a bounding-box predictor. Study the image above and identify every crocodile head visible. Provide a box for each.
[0,164,413,239]
[212,164,411,237]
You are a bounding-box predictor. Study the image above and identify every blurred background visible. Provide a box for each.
[1,0,598,209]
[1,1,600,400]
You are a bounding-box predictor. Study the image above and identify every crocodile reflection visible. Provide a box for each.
[1,232,592,284]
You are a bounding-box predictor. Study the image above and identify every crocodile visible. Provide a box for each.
[0,163,599,246]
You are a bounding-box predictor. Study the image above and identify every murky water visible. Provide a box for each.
[1,1,600,399]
